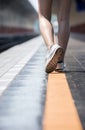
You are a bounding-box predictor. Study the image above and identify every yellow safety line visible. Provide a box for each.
[43,72,83,130]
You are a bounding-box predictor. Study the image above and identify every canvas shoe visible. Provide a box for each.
[45,44,64,73]
[55,61,65,72]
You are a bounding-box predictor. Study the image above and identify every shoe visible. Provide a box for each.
[55,61,65,72]
[45,44,64,73]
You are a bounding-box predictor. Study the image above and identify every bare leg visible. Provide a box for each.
[38,0,68,73]
[38,0,54,49]
[56,0,72,59]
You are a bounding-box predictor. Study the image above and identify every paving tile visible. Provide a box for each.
[0,36,43,77]
[0,36,44,96]
[0,44,47,130]
[65,33,85,129]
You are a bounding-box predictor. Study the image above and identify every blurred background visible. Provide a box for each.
[0,0,85,52]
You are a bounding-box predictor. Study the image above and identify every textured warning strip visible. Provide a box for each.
[43,72,83,130]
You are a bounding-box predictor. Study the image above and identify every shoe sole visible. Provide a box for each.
[45,48,64,73]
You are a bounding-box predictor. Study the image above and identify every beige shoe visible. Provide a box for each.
[45,44,64,73]
[55,62,65,72]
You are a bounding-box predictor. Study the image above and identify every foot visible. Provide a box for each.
[45,44,64,73]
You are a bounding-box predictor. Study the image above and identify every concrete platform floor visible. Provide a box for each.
[0,33,85,130]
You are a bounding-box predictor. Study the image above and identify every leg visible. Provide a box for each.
[38,0,54,49]
[56,0,72,59]
[38,0,64,73]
